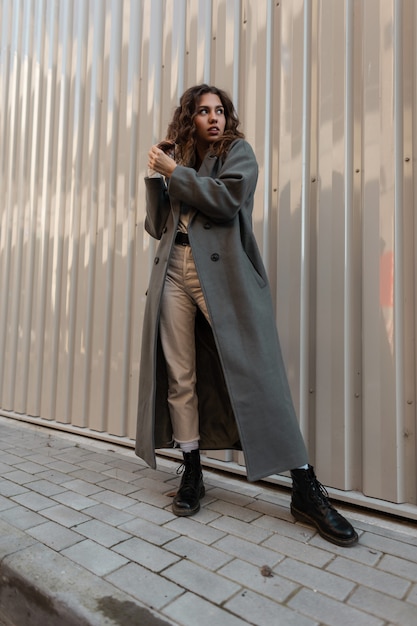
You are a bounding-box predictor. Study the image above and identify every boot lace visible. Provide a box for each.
[176,462,197,491]
[310,476,335,510]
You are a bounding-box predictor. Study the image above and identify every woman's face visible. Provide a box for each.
[193,93,226,152]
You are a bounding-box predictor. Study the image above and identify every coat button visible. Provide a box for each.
[204,222,211,229]
[154,257,160,264]
[211,253,220,262]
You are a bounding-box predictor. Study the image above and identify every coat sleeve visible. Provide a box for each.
[167,140,258,223]
[144,176,171,240]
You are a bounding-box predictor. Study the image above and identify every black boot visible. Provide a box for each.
[290,465,358,547]
[172,450,205,517]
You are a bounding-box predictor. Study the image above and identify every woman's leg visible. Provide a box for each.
[159,245,207,516]
[159,246,201,446]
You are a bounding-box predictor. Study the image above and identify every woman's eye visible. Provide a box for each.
[197,108,223,115]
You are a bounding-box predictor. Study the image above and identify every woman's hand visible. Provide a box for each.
[148,145,177,177]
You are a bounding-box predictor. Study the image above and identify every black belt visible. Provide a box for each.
[175,231,190,246]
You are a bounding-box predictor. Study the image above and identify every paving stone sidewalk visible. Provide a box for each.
[0,416,416,626]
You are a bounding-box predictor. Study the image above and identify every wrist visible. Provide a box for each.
[166,163,177,177]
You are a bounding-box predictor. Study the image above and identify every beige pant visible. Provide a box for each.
[159,243,211,443]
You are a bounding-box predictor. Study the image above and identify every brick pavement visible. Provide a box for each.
[0,416,416,626]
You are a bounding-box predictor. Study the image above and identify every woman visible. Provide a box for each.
[136,84,358,547]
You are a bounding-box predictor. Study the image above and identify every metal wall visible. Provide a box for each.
[0,0,416,518]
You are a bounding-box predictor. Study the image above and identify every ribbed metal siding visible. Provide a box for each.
[0,0,416,516]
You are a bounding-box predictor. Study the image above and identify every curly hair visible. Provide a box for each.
[162,84,245,166]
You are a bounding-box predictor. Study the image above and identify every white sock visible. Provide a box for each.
[297,464,309,470]
[179,440,199,453]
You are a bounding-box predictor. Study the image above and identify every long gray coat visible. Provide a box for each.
[135,139,308,481]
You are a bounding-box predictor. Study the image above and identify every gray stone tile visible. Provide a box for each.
[61,539,129,576]
[3,470,37,485]
[75,460,112,473]
[226,588,318,626]
[359,531,417,562]
[163,591,250,626]
[106,562,183,609]
[165,536,232,570]
[27,521,83,551]
[165,516,226,545]
[163,559,240,604]
[91,490,137,509]
[253,513,316,541]
[255,487,292,509]
[263,532,333,568]
[206,487,256,507]
[95,477,138,495]
[83,503,135,526]
[0,505,46,530]
[12,447,45,458]
[204,473,262,497]
[309,533,383,565]
[14,461,46,474]
[113,536,180,572]
[80,453,115,465]
[351,514,417,546]
[349,585,417,626]
[11,491,56,512]
[119,517,179,546]
[183,505,221,524]
[135,466,175,482]
[206,500,262,523]
[289,587,383,626]
[128,487,174,509]
[131,476,176,495]
[24,479,67,497]
[125,501,176,525]
[41,503,91,527]
[327,555,411,599]
[51,491,98,511]
[107,458,145,473]
[0,494,15,511]
[275,556,355,601]
[23,454,56,465]
[0,479,28,497]
[101,467,139,483]
[0,453,25,465]
[213,535,284,567]
[44,460,80,473]
[54,449,92,462]
[68,469,110,483]
[35,469,74,484]
[36,438,71,450]
[209,514,272,544]
[62,478,105,496]
[73,519,132,547]
[378,553,417,582]
[218,558,298,602]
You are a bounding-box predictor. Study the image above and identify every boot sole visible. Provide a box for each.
[172,486,205,517]
[291,504,359,547]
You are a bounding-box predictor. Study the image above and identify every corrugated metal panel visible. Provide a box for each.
[0,0,416,517]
